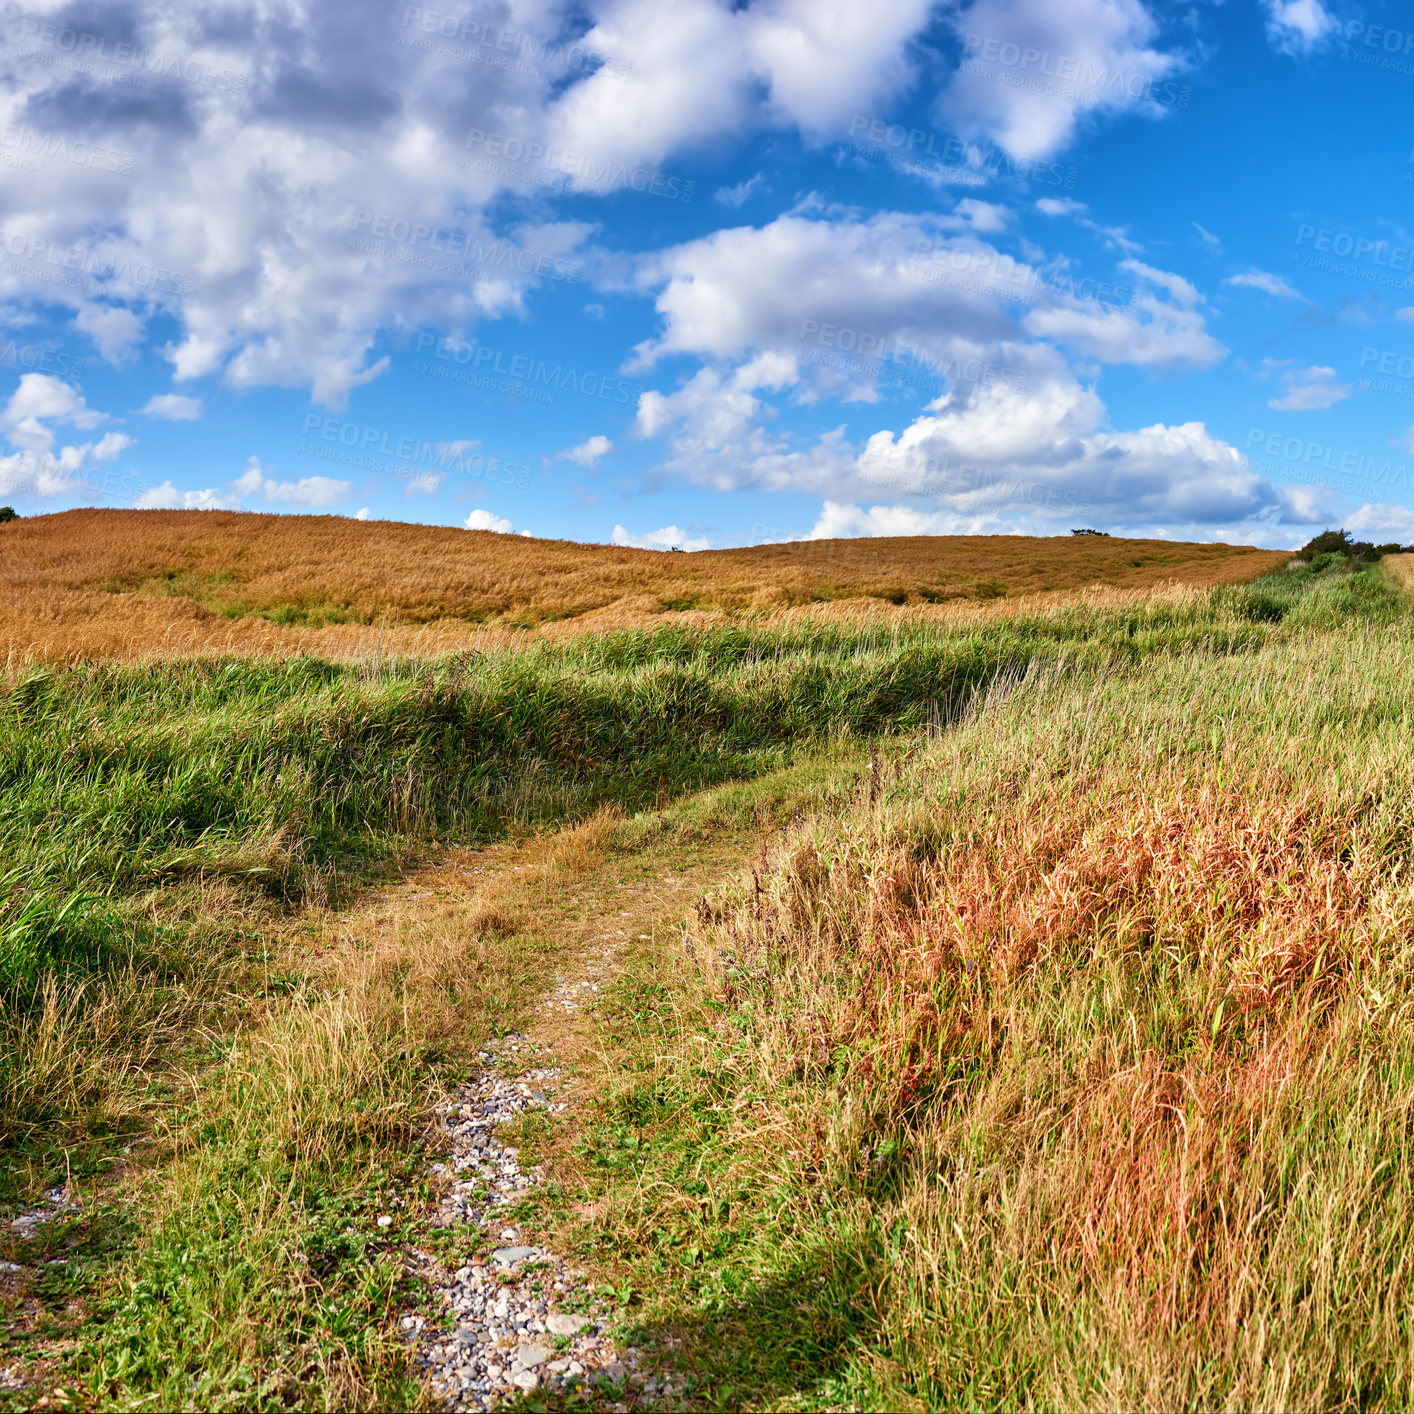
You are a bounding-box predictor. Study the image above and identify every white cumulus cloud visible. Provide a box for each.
[464,508,515,533]
[1268,366,1351,412]
[943,0,1186,159]
[557,435,615,466]
[135,481,242,510]
[1261,0,1337,55]
[612,523,711,551]
[232,456,349,507]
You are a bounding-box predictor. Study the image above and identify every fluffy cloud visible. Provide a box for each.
[134,481,241,510]
[1267,366,1351,412]
[632,211,1021,372]
[0,375,134,499]
[612,523,711,551]
[0,0,1205,423]
[0,0,947,408]
[942,0,1185,158]
[1345,504,1414,542]
[3,374,106,446]
[232,456,349,506]
[632,358,835,491]
[1023,258,1225,369]
[627,207,1235,526]
[850,359,1315,531]
[138,393,203,420]
[808,500,1020,539]
[1261,0,1337,55]
[544,0,934,191]
[556,435,614,466]
[464,508,514,533]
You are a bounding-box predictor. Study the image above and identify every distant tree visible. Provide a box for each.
[1296,528,1402,563]
[1070,528,1110,537]
[1295,529,1351,560]
[0,506,16,522]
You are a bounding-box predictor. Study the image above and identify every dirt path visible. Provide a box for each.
[370,831,750,1410]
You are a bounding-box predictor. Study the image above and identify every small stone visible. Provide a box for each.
[515,1343,552,1369]
[377,1215,393,1230]
[509,1369,539,1390]
[491,1245,537,1266]
[546,1313,590,1336]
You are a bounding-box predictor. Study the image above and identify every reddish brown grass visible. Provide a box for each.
[0,508,1285,662]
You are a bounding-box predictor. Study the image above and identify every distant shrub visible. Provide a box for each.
[0,507,16,523]
[1295,528,1411,563]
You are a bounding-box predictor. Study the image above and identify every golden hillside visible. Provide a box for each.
[0,508,1287,662]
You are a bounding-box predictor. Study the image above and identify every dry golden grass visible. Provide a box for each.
[1381,552,1414,590]
[0,508,1285,662]
[617,622,1414,1408]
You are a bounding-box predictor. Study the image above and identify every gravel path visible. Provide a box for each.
[404,936,681,1410]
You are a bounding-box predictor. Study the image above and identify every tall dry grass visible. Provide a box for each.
[589,569,1414,1410]
[0,509,1284,663]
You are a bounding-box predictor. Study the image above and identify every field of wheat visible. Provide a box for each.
[0,509,1285,664]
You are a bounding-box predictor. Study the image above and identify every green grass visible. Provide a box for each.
[561,560,1414,1411]
[0,557,1396,1410]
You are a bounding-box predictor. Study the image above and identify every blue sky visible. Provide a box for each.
[2,0,1413,549]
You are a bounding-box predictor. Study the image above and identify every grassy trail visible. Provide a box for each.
[0,558,1402,1410]
[0,746,866,1410]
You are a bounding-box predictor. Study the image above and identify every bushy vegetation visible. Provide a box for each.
[1296,527,1409,563]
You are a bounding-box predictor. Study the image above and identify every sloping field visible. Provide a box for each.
[0,549,1408,1409]
[0,508,1285,662]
